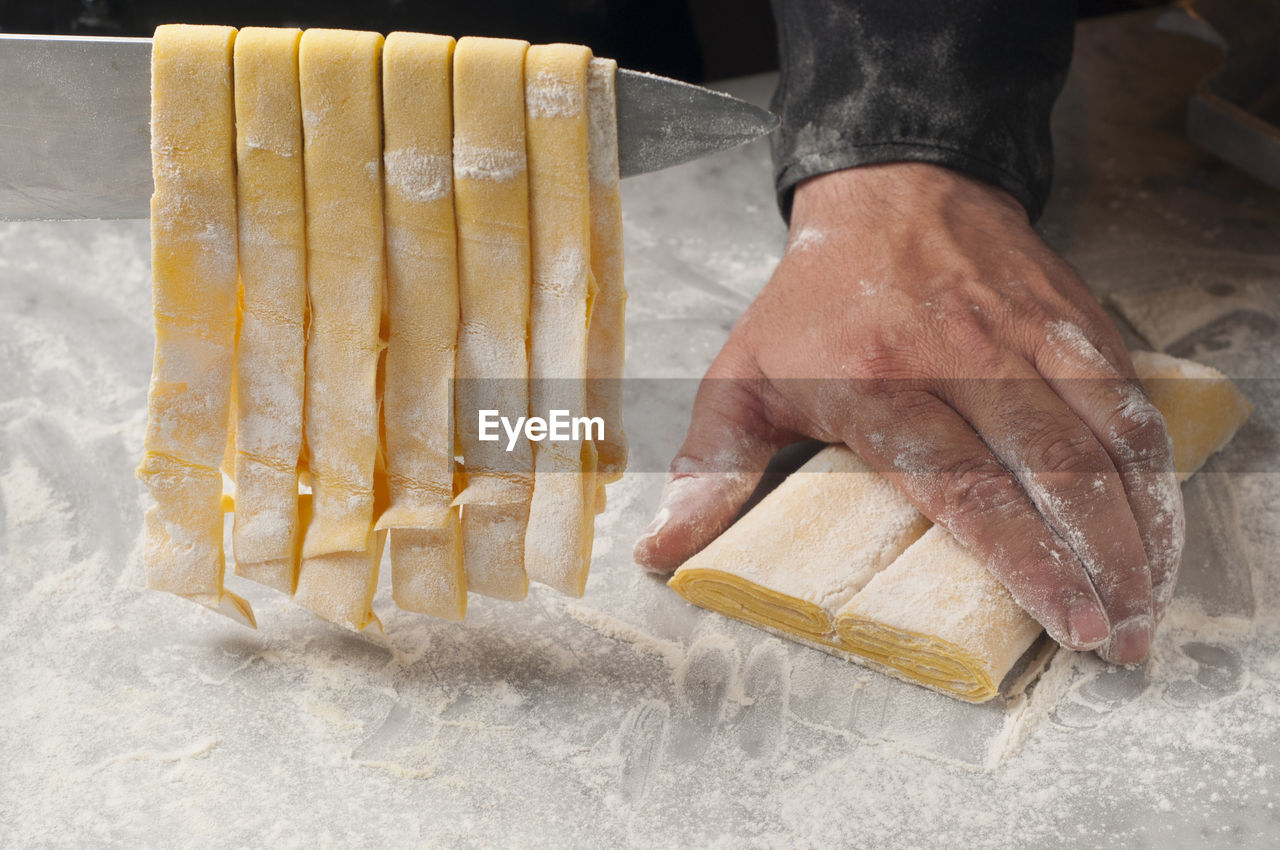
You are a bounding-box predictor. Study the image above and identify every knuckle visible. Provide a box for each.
[939,454,1021,519]
[1032,430,1108,476]
[1105,394,1175,472]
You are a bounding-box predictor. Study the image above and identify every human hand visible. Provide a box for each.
[634,163,1184,664]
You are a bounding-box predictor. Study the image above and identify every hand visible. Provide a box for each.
[633,163,1184,664]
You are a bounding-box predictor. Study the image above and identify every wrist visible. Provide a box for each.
[790,163,1028,233]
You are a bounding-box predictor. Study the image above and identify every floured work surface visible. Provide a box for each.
[670,351,1252,702]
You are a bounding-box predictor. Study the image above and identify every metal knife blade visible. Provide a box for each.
[0,34,778,221]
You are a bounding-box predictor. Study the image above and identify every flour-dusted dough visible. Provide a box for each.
[293,494,386,631]
[230,27,306,595]
[1129,350,1253,481]
[585,58,628,490]
[451,37,534,601]
[376,32,467,620]
[672,352,1252,702]
[138,24,253,627]
[522,44,599,598]
[297,29,386,561]
[835,525,1043,701]
[668,447,931,641]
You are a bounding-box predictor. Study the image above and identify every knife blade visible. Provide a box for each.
[0,34,778,221]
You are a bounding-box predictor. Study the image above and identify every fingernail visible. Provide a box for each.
[1067,602,1110,648]
[1102,615,1152,664]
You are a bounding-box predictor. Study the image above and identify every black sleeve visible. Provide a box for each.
[768,0,1076,222]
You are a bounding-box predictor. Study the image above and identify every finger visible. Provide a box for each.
[1034,321,1185,628]
[836,388,1112,651]
[633,352,795,574]
[940,354,1154,664]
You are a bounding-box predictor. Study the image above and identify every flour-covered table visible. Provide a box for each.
[2,10,1278,847]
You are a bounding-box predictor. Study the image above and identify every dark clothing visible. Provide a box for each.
[0,0,704,81]
[768,0,1076,222]
[6,0,1078,221]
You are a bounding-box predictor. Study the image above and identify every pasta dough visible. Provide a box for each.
[670,352,1252,702]
[297,29,386,561]
[1129,350,1253,481]
[451,37,535,601]
[834,525,1045,701]
[585,58,628,489]
[667,448,931,642]
[376,32,467,620]
[523,43,599,597]
[230,27,306,595]
[138,24,253,626]
[143,25,627,629]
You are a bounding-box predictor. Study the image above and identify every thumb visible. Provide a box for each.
[633,353,791,573]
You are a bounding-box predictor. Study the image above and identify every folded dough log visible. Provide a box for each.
[835,352,1251,701]
[375,32,467,620]
[297,29,386,561]
[1130,350,1253,481]
[833,525,1044,701]
[230,27,307,595]
[585,57,628,491]
[522,44,600,598]
[451,37,535,601]
[667,447,932,642]
[138,24,253,627]
[673,352,1251,702]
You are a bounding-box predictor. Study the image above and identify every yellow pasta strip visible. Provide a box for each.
[230,27,306,595]
[290,29,387,627]
[523,43,599,598]
[451,37,534,601]
[377,31,466,619]
[138,24,253,627]
[585,58,628,490]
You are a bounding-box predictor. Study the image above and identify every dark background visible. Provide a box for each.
[3,0,1165,82]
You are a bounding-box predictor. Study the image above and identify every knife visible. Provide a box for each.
[0,34,778,221]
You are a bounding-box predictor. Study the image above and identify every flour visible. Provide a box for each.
[383,148,453,204]
[453,143,526,182]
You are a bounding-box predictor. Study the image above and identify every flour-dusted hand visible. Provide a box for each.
[635,163,1185,664]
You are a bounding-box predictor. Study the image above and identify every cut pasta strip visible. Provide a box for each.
[585,57,628,491]
[230,26,307,595]
[138,24,253,626]
[295,495,387,632]
[451,36,534,601]
[377,31,467,620]
[668,447,932,642]
[523,43,599,598]
[297,29,386,561]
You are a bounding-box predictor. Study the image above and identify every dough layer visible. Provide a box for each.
[377,32,467,620]
[523,43,599,598]
[297,29,387,561]
[139,24,254,626]
[230,27,307,594]
[451,36,535,601]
